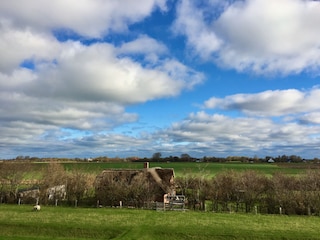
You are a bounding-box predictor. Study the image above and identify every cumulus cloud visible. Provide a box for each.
[174,0,320,74]
[1,131,152,158]
[172,0,222,59]
[157,111,320,157]
[0,36,203,149]
[0,20,61,73]
[2,0,319,159]
[13,41,203,104]
[204,88,320,116]
[299,112,320,125]
[118,35,168,56]
[0,0,167,37]
[185,87,320,157]
[0,0,208,158]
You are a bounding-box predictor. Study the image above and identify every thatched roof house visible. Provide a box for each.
[95,165,175,206]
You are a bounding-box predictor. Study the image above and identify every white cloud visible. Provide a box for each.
[0,39,203,145]
[0,68,37,90]
[0,30,203,155]
[3,107,320,158]
[172,0,221,59]
[0,0,209,158]
[174,0,320,74]
[0,19,61,72]
[156,59,205,90]
[299,112,320,125]
[204,88,320,116]
[23,42,203,104]
[3,0,319,159]
[118,35,168,56]
[0,0,168,37]
[0,90,138,131]
[157,111,320,157]
[1,129,155,158]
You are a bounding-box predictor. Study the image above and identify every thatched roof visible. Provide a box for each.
[95,167,175,195]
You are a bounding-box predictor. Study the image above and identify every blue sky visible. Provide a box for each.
[1,0,320,159]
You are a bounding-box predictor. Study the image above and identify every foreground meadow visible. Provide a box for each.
[1,205,320,240]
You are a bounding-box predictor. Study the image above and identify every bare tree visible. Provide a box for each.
[66,170,92,204]
[95,171,137,207]
[175,171,203,210]
[211,171,239,212]
[237,171,269,213]
[0,161,31,203]
[39,162,67,204]
[298,170,320,215]
[271,172,300,215]
[152,152,161,161]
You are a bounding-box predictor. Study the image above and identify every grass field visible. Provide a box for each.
[1,204,320,239]
[62,161,309,177]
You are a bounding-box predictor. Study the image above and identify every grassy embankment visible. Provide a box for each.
[1,204,320,240]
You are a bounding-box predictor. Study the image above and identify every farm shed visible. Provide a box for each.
[95,164,175,206]
[18,187,40,204]
[18,185,66,204]
[268,158,275,163]
[47,185,66,201]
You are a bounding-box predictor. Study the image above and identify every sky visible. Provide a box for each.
[1,0,320,159]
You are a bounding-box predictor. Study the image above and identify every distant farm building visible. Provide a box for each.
[95,163,176,207]
[47,185,66,201]
[18,187,40,204]
[18,185,66,204]
[268,158,275,163]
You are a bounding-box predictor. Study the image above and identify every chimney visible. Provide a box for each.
[144,162,149,169]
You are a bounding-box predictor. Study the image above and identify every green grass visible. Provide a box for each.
[61,162,307,177]
[1,204,320,239]
[62,162,145,173]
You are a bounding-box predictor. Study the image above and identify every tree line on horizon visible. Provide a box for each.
[3,153,320,163]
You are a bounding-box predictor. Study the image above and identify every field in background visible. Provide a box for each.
[61,161,310,177]
[1,204,320,240]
